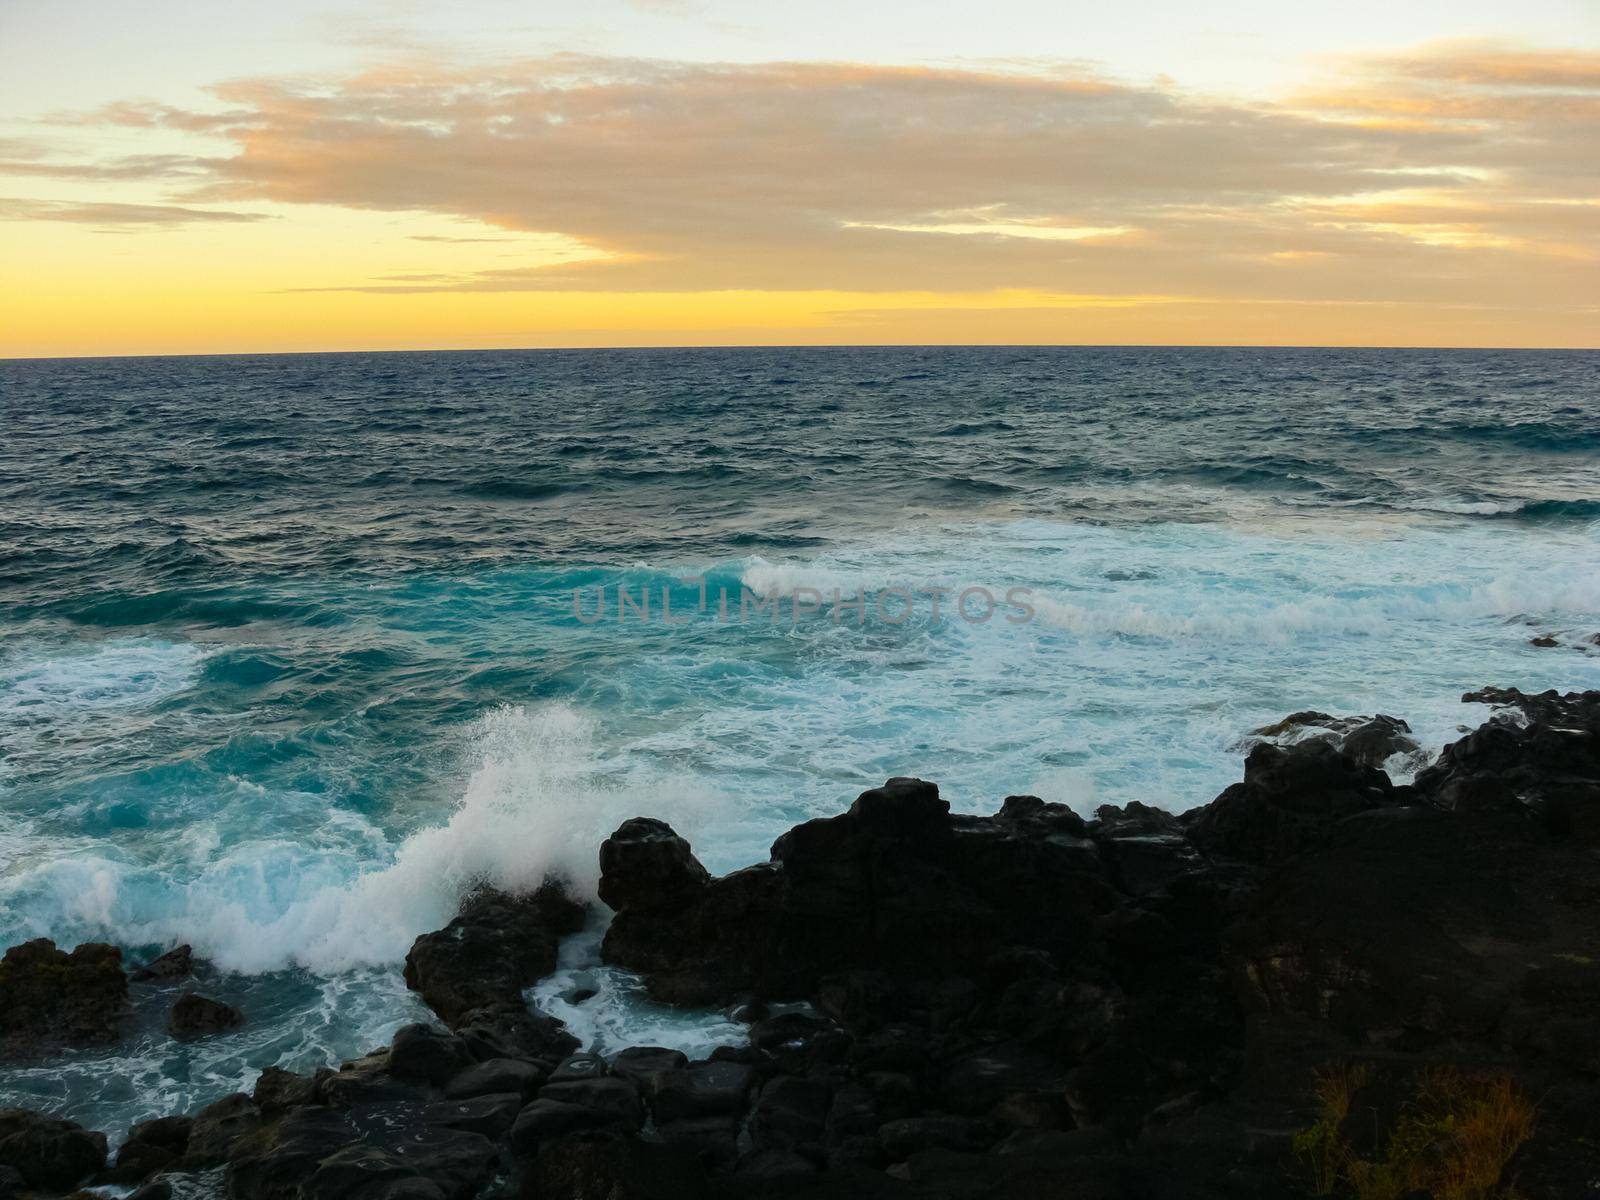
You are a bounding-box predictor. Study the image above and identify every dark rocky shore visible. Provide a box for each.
[3,687,1598,1200]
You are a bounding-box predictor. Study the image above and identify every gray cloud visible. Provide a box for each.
[20,47,1599,306]
[0,197,271,228]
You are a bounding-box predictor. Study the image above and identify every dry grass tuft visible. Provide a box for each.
[1293,1064,1534,1200]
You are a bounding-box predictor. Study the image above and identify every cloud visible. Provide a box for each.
[0,197,271,228]
[1345,41,1600,91]
[0,151,217,182]
[1296,42,1600,137]
[407,233,521,243]
[24,44,1600,309]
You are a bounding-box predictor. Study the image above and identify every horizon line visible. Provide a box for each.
[5,340,1597,364]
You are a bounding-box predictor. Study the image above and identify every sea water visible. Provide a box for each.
[1,346,1597,1136]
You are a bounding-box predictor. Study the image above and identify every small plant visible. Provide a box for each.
[1293,1064,1535,1200]
[1294,1062,1374,1194]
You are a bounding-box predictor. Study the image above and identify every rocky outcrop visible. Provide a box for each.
[0,1109,106,1191]
[6,687,1597,1200]
[1243,711,1422,770]
[0,939,127,1053]
[107,1116,194,1183]
[169,993,245,1037]
[585,690,1599,1197]
[402,883,587,1061]
[601,777,1123,1004]
[1180,737,1401,864]
[1420,686,1600,837]
[131,944,195,983]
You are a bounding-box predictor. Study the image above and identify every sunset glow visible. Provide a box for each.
[2,2,1596,355]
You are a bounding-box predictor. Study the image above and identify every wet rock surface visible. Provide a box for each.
[402,883,588,1062]
[0,1110,107,1191]
[3,687,1597,1199]
[0,940,128,1053]
[131,945,196,983]
[169,993,246,1038]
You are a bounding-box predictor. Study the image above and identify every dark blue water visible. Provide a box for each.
[1,346,1597,1136]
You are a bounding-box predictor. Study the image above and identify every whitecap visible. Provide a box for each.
[0,703,731,976]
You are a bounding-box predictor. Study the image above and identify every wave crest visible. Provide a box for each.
[0,704,727,975]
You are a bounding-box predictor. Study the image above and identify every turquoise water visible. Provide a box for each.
[1,347,1597,1136]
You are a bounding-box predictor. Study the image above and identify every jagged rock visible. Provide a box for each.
[749,1011,837,1053]
[126,1178,174,1200]
[508,1095,640,1154]
[453,1011,575,1065]
[1421,688,1600,837]
[389,1127,497,1200]
[1245,711,1422,770]
[388,1024,473,1086]
[501,1079,628,1151]
[0,1109,107,1190]
[131,944,194,982]
[648,1061,757,1124]
[749,1011,850,1074]
[537,1078,644,1129]
[0,940,127,1051]
[845,1023,927,1075]
[317,1050,431,1108]
[1181,738,1399,864]
[548,1052,608,1082]
[109,1114,193,1182]
[597,819,711,911]
[1341,715,1421,769]
[601,858,783,1006]
[442,1057,545,1101]
[253,1066,329,1114]
[656,1115,742,1167]
[1230,801,1599,1050]
[183,1092,261,1165]
[749,1076,830,1150]
[997,793,1091,833]
[228,1115,491,1200]
[601,777,1120,1004]
[301,1143,414,1200]
[607,1046,687,1090]
[1250,710,1338,738]
[508,1100,594,1152]
[878,1115,993,1160]
[1090,813,1205,896]
[402,884,585,1058]
[168,992,244,1037]
[1091,801,1176,838]
[523,1138,708,1200]
[826,1082,880,1137]
[225,1105,357,1200]
[736,1147,819,1179]
[940,1044,1069,1118]
[422,1093,522,1139]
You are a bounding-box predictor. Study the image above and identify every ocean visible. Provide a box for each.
[1,345,1597,1137]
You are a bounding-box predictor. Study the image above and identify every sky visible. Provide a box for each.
[0,0,1596,356]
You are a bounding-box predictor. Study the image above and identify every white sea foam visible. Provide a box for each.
[739,557,892,599]
[531,929,747,1058]
[0,703,729,975]
[1028,568,1600,643]
[1395,499,1526,516]
[0,638,203,722]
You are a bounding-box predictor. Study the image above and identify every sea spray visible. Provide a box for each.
[0,704,729,975]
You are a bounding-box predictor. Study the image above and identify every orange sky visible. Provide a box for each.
[1,6,1596,355]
